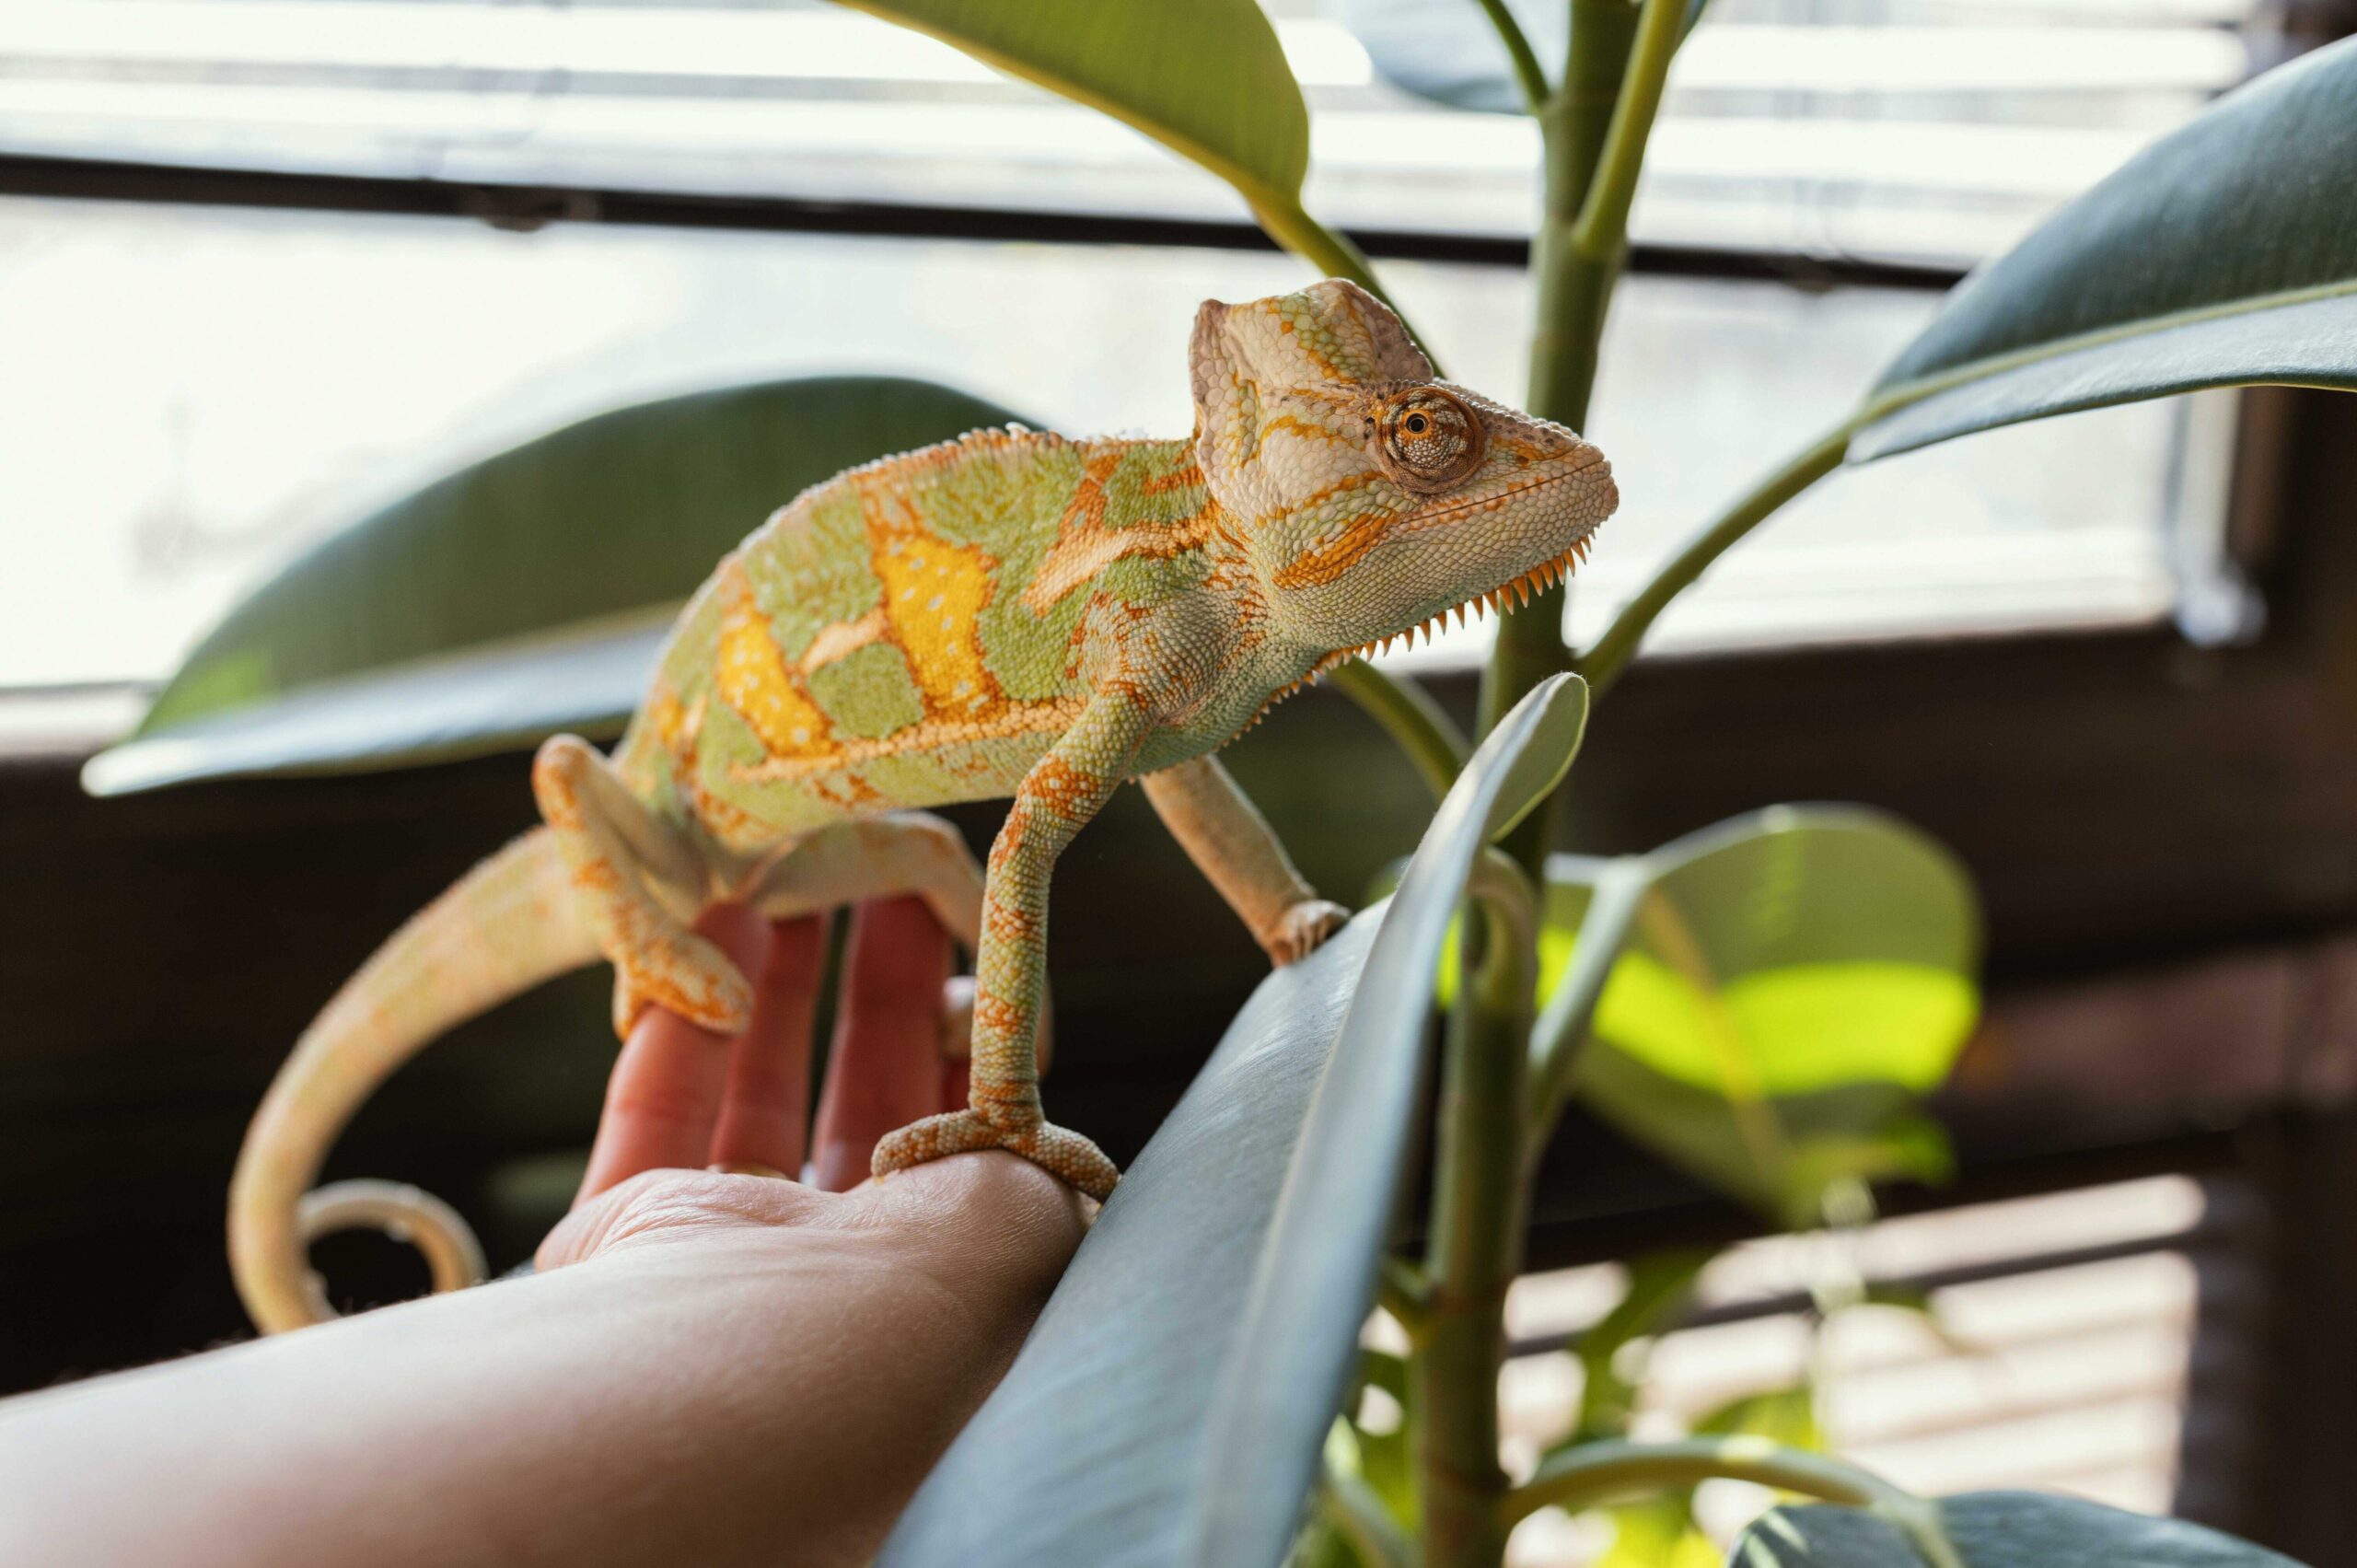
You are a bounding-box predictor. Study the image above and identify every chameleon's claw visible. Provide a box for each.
[872,1109,1119,1202]
[1262,899,1353,967]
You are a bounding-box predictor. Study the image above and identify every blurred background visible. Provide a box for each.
[5,0,2357,1562]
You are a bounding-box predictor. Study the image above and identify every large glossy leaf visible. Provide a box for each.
[1854,37,2357,460]
[83,621,668,796]
[836,0,1310,221]
[83,377,1027,793]
[879,679,1586,1568]
[1558,807,1981,1225]
[1734,1491,2305,1568]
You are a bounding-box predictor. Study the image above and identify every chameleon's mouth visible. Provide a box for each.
[1228,462,1609,741]
[1330,527,1598,664]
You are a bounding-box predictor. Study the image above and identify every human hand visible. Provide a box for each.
[540,895,1087,1270]
[1,899,1086,1568]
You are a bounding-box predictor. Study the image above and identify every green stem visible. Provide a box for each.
[1568,0,1686,262]
[1574,426,1850,694]
[1522,856,1650,1162]
[1327,658,1470,803]
[1480,0,1638,873]
[1470,0,1551,113]
[1320,1464,1414,1568]
[1416,851,1537,1568]
[1504,1435,1885,1519]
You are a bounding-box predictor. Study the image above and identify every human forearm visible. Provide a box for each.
[0,1156,1082,1568]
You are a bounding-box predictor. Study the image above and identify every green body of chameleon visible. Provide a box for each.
[229,280,1617,1333]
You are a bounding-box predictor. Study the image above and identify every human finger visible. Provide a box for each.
[707,914,828,1179]
[574,904,772,1203]
[809,896,954,1191]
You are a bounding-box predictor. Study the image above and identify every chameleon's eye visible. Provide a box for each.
[1372,389,1484,493]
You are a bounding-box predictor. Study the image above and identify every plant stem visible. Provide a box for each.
[1471,0,1552,113]
[1568,0,1685,263]
[1504,1436,1889,1521]
[1504,1438,1965,1568]
[1416,851,1538,1568]
[1573,425,1848,694]
[1480,0,1638,877]
[1327,658,1470,802]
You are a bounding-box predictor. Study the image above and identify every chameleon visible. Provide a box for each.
[227,278,1617,1334]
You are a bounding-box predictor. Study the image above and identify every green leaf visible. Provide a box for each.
[1483,674,1589,842]
[83,377,1028,793]
[836,0,1310,222]
[1734,1491,2307,1568]
[1333,0,1564,115]
[1562,807,1981,1225]
[1854,38,2357,460]
[1597,1494,1721,1568]
[1349,1353,1419,1533]
[1334,0,1712,116]
[1567,1249,1709,1443]
[877,679,1587,1568]
[1694,1386,1821,1452]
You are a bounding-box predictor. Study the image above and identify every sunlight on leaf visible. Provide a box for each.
[1548,808,1981,1225]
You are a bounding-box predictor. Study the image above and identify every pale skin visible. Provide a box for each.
[3,899,1085,1568]
[228,278,1618,1332]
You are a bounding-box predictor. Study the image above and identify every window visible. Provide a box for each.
[0,0,2290,699]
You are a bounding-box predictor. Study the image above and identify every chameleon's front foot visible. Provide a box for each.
[1261,898,1353,967]
[872,1106,1120,1202]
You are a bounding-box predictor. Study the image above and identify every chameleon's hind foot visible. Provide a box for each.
[872,1109,1119,1202]
[609,928,754,1039]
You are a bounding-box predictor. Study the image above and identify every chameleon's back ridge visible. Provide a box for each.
[228,277,1617,1331]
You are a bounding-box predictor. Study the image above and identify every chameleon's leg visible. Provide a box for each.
[739,811,1039,1063]
[872,691,1151,1201]
[1141,754,1352,966]
[532,734,750,1038]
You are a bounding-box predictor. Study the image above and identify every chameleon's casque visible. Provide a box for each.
[228,279,1617,1333]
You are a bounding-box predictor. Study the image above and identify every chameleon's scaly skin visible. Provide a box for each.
[227,281,1617,1332]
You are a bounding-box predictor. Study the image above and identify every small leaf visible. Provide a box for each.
[1566,1249,1710,1444]
[1854,38,2357,460]
[1734,1491,2307,1568]
[837,0,1311,219]
[879,679,1586,1568]
[1332,0,1711,116]
[1331,0,1565,115]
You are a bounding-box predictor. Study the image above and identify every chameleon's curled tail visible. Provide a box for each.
[229,826,598,1334]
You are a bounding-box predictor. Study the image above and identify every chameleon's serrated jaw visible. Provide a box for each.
[1327,528,1596,666]
[1225,528,1598,742]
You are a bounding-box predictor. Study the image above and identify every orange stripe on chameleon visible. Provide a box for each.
[1270,510,1395,589]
